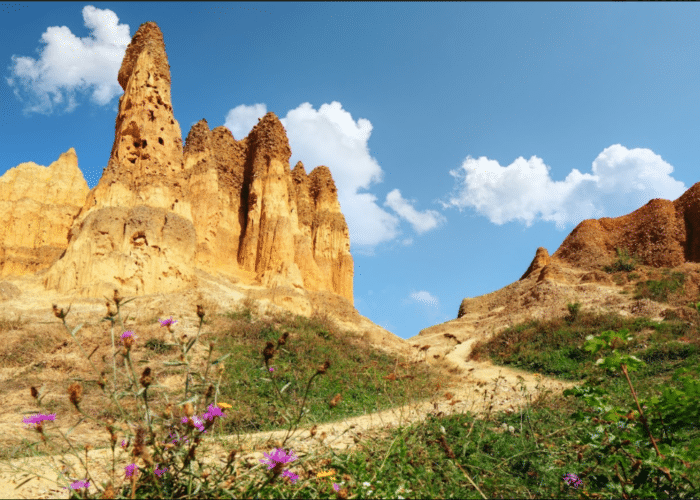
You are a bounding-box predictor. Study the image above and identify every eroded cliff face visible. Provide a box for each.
[0,148,89,278]
[43,22,197,298]
[2,21,355,305]
[183,116,355,304]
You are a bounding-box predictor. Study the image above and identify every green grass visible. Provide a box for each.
[2,287,699,499]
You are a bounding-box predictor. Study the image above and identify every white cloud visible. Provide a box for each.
[222,101,444,250]
[408,291,439,308]
[385,189,446,234]
[6,5,130,115]
[223,103,268,140]
[440,144,687,230]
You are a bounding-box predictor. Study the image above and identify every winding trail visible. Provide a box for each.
[0,359,579,499]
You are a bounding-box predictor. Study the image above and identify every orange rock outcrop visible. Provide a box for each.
[552,183,700,270]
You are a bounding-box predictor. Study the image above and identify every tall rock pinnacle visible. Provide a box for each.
[43,22,197,298]
[77,22,188,225]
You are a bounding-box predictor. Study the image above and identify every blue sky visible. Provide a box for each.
[2,2,699,340]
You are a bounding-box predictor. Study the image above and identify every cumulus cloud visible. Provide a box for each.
[440,144,687,230]
[222,101,445,251]
[223,103,268,140]
[385,189,446,234]
[408,291,439,308]
[6,5,129,115]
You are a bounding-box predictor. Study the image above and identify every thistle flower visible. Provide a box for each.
[263,342,276,363]
[105,302,117,319]
[329,394,342,409]
[133,426,153,467]
[30,386,39,400]
[139,367,152,388]
[121,331,137,351]
[316,360,331,375]
[160,316,178,333]
[260,448,298,471]
[68,382,83,408]
[62,480,90,492]
[124,463,138,479]
[183,403,194,418]
[196,304,205,319]
[277,331,289,347]
[52,303,72,320]
[101,481,115,499]
[202,403,226,421]
[113,289,123,307]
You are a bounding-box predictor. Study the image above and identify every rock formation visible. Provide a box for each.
[43,22,197,298]
[0,148,89,278]
[519,247,551,281]
[552,183,700,270]
[1,22,354,305]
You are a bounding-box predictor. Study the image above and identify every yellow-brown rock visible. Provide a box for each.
[0,148,88,278]
[43,22,197,298]
[519,246,551,281]
[307,165,354,302]
[183,119,247,278]
[291,161,354,303]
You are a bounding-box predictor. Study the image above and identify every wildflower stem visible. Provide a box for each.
[282,372,320,447]
[620,363,664,459]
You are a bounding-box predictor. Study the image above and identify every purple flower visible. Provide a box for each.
[333,483,340,492]
[154,465,168,477]
[181,415,207,432]
[125,463,138,478]
[563,473,583,488]
[202,404,226,421]
[121,331,136,339]
[62,479,90,490]
[282,470,299,484]
[160,317,178,328]
[22,413,56,427]
[260,448,298,470]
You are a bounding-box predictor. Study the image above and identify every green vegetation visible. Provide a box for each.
[603,247,641,274]
[2,284,699,499]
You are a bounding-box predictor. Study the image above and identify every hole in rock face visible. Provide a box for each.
[142,140,148,148]
[170,120,174,125]
[133,141,140,148]
[159,137,164,145]
[129,158,136,164]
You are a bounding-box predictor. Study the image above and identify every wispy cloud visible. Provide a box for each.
[384,189,446,234]
[6,5,129,115]
[440,144,687,230]
[223,102,446,252]
[408,291,439,308]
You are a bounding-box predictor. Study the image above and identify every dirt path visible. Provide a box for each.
[0,358,579,499]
